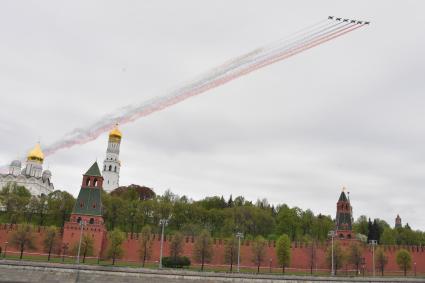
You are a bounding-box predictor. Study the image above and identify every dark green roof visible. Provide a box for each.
[338,191,348,202]
[85,162,102,177]
[73,186,102,216]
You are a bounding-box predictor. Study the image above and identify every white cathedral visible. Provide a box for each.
[0,143,54,195]
[0,124,123,195]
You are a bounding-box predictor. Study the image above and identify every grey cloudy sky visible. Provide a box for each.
[1,1,425,229]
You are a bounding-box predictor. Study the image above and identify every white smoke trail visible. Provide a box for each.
[1,18,367,171]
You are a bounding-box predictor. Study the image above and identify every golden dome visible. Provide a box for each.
[27,143,44,163]
[109,124,122,139]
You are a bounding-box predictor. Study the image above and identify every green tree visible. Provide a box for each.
[10,224,36,259]
[326,241,345,275]
[193,229,213,271]
[107,229,125,265]
[224,236,238,272]
[396,249,412,276]
[47,190,75,228]
[251,236,267,274]
[169,232,184,263]
[376,247,388,276]
[43,226,59,261]
[380,228,396,245]
[353,215,369,237]
[348,242,363,275]
[0,183,31,223]
[139,226,153,267]
[74,234,94,263]
[275,234,291,273]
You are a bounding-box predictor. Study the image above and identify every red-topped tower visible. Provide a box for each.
[62,162,107,257]
[335,188,353,239]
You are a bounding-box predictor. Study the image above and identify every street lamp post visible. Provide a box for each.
[3,241,8,259]
[159,218,169,269]
[328,230,336,276]
[76,220,86,264]
[414,262,417,277]
[236,232,244,273]
[369,240,377,277]
[62,243,69,262]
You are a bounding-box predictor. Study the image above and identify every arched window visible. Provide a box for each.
[93,178,97,187]
[89,218,94,224]
[109,165,112,171]
[104,165,106,171]
[85,177,90,186]
[77,217,82,223]
[114,166,117,172]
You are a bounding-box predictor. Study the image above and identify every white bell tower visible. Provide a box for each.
[102,125,122,192]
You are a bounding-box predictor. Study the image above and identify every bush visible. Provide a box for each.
[162,256,191,268]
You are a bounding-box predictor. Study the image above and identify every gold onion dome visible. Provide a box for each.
[27,143,44,163]
[109,124,122,139]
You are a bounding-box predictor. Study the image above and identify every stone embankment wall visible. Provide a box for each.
[1,224,425,275]
[0,260,424,283]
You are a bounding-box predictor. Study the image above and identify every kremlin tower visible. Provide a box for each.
[102,125,122,192]
[62,162,107,256]
[335,188,353,239]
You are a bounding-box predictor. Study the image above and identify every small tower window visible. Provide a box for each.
[93,178,97,187]
[109,165,112,171]
[104,165,106,171]
[89,218,94,224]
[114,166,117,172]
[80,202,84,208]
[77,217,82,223]
[85,178,90,186]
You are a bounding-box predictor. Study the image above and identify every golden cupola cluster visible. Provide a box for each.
[109,124,122,140]
[27,143,44,163]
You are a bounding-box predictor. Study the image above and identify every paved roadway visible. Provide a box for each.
[0,260,424,283]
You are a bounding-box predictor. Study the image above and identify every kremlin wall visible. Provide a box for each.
[1,126,425,275]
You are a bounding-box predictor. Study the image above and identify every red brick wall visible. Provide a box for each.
[0,224,424,275]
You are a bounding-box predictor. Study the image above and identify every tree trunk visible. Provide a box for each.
[20,246,24,260]
[201,252,205,271]
[404,266,407,276]
[142,251,146,267]
[112,256,116,265]
[257,263,260,274]
[48,246,52,261]
[381,267,384,276]
[83,249,87,263]
[282,265,285,274]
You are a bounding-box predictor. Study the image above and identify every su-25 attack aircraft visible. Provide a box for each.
[328,16,370,25]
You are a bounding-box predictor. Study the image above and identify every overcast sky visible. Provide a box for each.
[1,1,425,230]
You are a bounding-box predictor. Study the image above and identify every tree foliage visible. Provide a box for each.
[376,247,388,276]
[139,225,153,267]
[224,236,238,272]
[10,223,36,259]
[43,226,60,261]
[193,229,213,271]
[326,241,345,275]
[275,234,291,273]
[251,235,267,274]
[169,232,184,262]
[348,243,363,274]
[396,249,412,276]
[107,229,125,265]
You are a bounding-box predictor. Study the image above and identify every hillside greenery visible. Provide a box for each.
[1,182,424,245]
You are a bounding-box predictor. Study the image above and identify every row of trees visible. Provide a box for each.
[5,223,415,276]
[1,182,424,246]
[353,216,425,246]
[326,241,414,276]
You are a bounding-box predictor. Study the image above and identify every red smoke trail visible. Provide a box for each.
[1,19,367,170]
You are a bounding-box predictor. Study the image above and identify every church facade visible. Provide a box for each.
[0,143,54,196]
